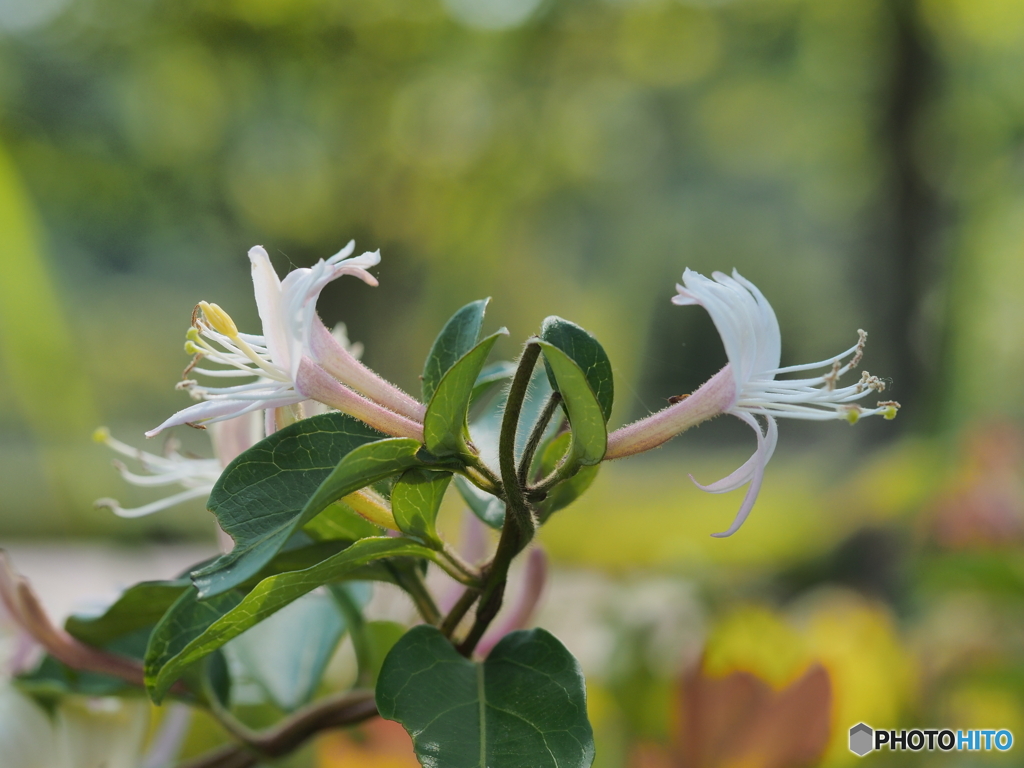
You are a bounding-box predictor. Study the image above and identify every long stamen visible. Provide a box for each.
[192,304,289,381]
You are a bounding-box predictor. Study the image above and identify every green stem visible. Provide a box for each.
[440,586,481,639]
[458,342,540,656]
[328,584,373,688]
[398,567,442,626]
[526,457,581,500]
[517,391,561,487]
[459,454,503,497]
[441,542,482,582]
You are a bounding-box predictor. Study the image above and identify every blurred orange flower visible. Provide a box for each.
[630,662,832,768]
[316,718,418,768]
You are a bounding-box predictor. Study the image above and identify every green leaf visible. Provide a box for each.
[377,625,595,768]
[17,654,144,700]
[300,438,427,527]
[540,317,614,421]
[423,298,490,403]
[392,468,453,547]
[193,413,389,598]
[65,579,190,648]
[470,360,516,406]
[145,587,244,703]
[424,330,506,456]
[537,342,607,465]
[146,537,438,703]
[225,592,346,711]
[21,576,203,702]
[534,433,600,522]
[454,475,505,530]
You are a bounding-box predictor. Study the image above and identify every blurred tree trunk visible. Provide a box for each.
[873,0,946,431]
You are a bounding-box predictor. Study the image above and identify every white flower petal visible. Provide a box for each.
[248,246,292,374]
[707,413,777,538]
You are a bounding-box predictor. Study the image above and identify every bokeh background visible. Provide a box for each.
[1,0,1024,765]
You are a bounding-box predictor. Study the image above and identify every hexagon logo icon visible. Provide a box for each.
[849,723,873,756]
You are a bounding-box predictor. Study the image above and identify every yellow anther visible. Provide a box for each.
[184,340,201,355]
[199,301,239,338]
[92,427,111,444]
[186,327,200,342]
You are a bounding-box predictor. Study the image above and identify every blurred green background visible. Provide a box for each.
[2,0,1024,765]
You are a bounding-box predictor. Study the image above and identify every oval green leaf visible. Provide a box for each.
[377,625,595,768]
[391,468,452,547]
[540,316,614,421]
[147,537,439,703]
[193,413,391,598]
[423,298,490,403]
[424,330,506,456]
[537,341,607,465]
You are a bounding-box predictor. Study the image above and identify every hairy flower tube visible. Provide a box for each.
[606,269,899,537]
[147,243,424,441]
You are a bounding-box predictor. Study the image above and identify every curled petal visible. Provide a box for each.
[686,411,777,538]
[689,410,778,494]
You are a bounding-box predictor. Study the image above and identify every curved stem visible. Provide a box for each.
[441,542,482,582]
[440,586,481,639]
[517,391,561,487]
[178,690,378,768]
[429,550,482,588]
[458,343,540,656]
[526,458,581,500]
[398,567,442,625]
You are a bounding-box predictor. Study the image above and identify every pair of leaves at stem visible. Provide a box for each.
[441,308,614,529]
[140,305,509,699]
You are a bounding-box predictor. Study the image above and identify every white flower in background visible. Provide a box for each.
[92,428,223,518]
[606,269,899,537]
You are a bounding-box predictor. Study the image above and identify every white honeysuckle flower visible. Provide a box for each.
[147,243,424,441]
[248,241,379,385]
[94,414,263,519]
[606,269,899,538]
[92,428,223,518]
